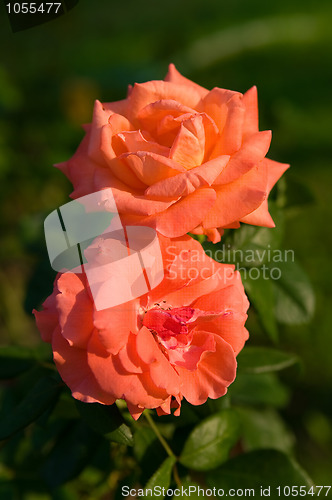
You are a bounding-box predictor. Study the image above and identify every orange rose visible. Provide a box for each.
[58,65,288,243]
[33,235,249,419]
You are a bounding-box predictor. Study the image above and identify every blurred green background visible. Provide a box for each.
[1,0,332,494]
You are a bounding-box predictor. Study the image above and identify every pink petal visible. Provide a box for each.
[93,299,138,355]
[145,156,229,198]
[202,164,268,228]
[128,81,205,125]
[216,93,245,155]
[33,309,57,343]
[87,332,169,408]
[264,158,290,191]
[193,279,249,316]
[125,152,183,186]
[52,327,116,404]
[202,88,242,136]
[100,126,147,189]
[88,100,132,164]
[33,281,59,343]
[126,402,145,420]
[94,168,178,216]
[116,130,170,157]
[240,158,289,226]
[240,199,275,227]
[214,131,272,185]
[242,86,259,139]
[168,329,216,371]
[164,64,209,99]
[56,273,94,349]
[137,99,196,133]
[88,100,112,164]
[57,128,98,200]
[170,114,206,168]
[178,333,237,405]
[135,326,180,394]
[201,312,249,355]
[155,188,217,237]
[117,334,144,374]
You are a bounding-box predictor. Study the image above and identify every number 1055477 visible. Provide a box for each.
[6,3,62,14]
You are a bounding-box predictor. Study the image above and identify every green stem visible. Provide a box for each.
[144,410,175,458]
[144,411,182,488]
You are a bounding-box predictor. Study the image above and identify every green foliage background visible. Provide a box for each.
[0,0,331,498]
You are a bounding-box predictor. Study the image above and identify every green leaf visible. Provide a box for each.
[0,376,61,441]
[133,426,157,461]
[272,260,315,324]
[133,425,167,485]
[0,346,35,379]
[243,272,278,342]
[229,373,289,408]
[237,347,299,374]
[0,344,51,379]
[41,420,101,488]
[236,407,294,453]
[179,409,240,471]
[144,456,176,496]
[75,400,133,446]
[206,450,314,498]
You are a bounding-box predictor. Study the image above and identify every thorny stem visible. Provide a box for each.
[144,410,182,488]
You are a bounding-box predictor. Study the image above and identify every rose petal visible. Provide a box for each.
[177,333,236,405]
[94,168,178,216]
[100,125,147,189]
[202,163,268,228]
[216,93,245,155]
[170,115,206,169]
[88,100,133,164]
[214,131,272,185]
[242,86,259,139]
[57,128,98,200]
[145,155,229,198]
[156,188,217,237]
[202,87,242,135]
[240,159,289,226]
[93,299,138,355]
[56,273,94,349]
[87,332,169,408]
[137,99,196,134]
[201,311,249,355]
[33,281,60,343]
[116,130,170,157]
[125,152,184,186]
[128,80,205,125]
[164,64,209,99]
[192,278,249,316]
[168,329,216,371]
[52,327,116,404]
[135,326,180,394]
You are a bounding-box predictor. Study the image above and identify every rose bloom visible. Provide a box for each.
[58,65,288,243]
[33,235,249,419]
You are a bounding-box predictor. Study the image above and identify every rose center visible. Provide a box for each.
[143,305,196,350]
